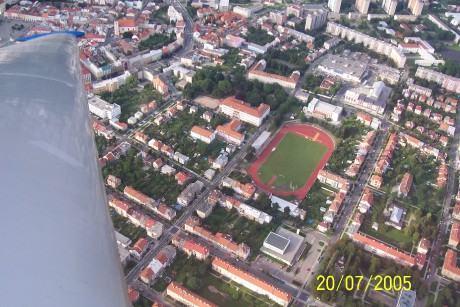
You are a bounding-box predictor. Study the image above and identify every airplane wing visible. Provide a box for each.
[0,34,130,306]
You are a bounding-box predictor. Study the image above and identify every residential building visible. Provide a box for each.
[382,0,397,15]
[92,122,114,139]
[219,97,270,127]
[442,249,460,282]
[221,177,256,199]
[196,202,214,219]
[184,217,250,259]
[153,204,177,221]
[212,257,292,306]
[190,126,215,144]
[124,186,155,207]
[152,75,169,95]
[415,67,460,94]
[328,0,342,13]
[216,119,245,145]
[352,232,426,270]
[248,60,300,89]
[453,202,460,220]
[417,238,430,255]
[127,286,140,303]
[358,188,373,213]
[449,221,460,247]
[134,131,148,143]
[398,173,413,197]
[127,209,164,239]
[173,152,190,165]
[355,0,370,15]
[408,0,423,16]
[166,282,217,307]
[370,175,383,188]
[270,11,287,25]
[286,5,303,17]
[304,98,342,122]
[131,238,149,260]
[317,170,349,190]
[177,181,204,206]
[140,245,176,284]
[211,153,228,170]
[107,175,121,189]
[305,10,328,31]
[172,232,211,260]
[108,196,132,217]
[88,96,121,120]
[326,22,406,68]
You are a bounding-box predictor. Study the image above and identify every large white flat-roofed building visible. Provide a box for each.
[261,228,305,266]
[304,98,342,122]
[88,95,121,120]
[219,97,270,127]
[317,54,368,83]
[263,232,290,254]
[344,81,391,115]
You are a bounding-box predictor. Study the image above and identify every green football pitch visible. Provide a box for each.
[257,132,328,191]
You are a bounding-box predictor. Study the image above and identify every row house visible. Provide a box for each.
[184,217,250,259]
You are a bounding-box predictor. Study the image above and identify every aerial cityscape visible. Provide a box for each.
[3,0,460,305]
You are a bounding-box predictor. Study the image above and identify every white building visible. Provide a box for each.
[190,126,215,144]
[305,9,328,31]
[344,81,391,115]
[87,95,121,120]
[219,97,270,127]
[328,0,342,13]
[304,98,342,122]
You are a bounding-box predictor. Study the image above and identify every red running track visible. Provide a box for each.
[247,124,335,200]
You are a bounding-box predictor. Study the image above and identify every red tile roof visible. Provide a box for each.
[353,233,417,267]
[191,126,214,139]
[124,186,152,205]
[167,282,217,307]
[220,97,270,119]
[134,238,149,254]
[212,257,292,304]
[183,239,210,257]
[443,249,460,277]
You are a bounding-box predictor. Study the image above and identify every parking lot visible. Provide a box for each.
[0,17,34,44]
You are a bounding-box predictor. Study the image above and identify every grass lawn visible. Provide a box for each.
[361,220,415,252]
[429,280,438,292]
[194,274,274,307]
[446,45,460,51]
[111,211,146,242]
[258,132,327,191]
[427,292,435,306]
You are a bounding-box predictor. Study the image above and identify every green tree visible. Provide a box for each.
[122,31,133,39]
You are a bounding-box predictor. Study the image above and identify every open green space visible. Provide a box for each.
[139,33,174,51]
[194,273,273,307]
[241,26,274,46]
[299,181,333,228]
[202,206,280,252]
[159,252,274,306]
[257,132,327,191]
[111,211,146,242]
[100,81,162,122]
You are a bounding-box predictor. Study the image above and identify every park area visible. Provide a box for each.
[248,125,334,199]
